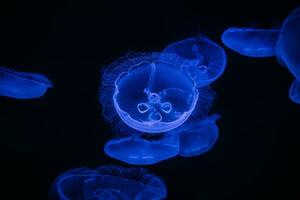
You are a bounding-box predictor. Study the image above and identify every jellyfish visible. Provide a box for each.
[169,114,220,157]
[50,165,167,200]
[289,79,300,104]
[104,132,180,165]
[276,6,300,80]
[0,66,53,99]
[100,52,199,134]
[221,28,280,57]
[163,36,227,87]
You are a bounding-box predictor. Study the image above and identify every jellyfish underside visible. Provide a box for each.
[114,59,198,133]
[51,166,167,200]
[163,36,227,87]
[221,28,280,57]
[0,66,52,99]
[168,114,220,157]
[289,79,300,104]
[104,132,179,165]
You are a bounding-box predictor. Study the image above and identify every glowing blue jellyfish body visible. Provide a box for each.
[169,114,220,157]
[221,28,280,57]
[0,66,52,99]
[51,165,167,200]
[289,79,300,104]
[276,7,300,80]
[100,37,224,164]
[104,132,179,165]
[101,53,199,133]
[163,36,227,87]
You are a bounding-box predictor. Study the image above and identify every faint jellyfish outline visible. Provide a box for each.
[0,66,53,99]
[289,79,300,104]
[50,165,167,200]
[163,36,227,87]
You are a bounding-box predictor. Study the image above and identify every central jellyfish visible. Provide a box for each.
[100,36,226,165]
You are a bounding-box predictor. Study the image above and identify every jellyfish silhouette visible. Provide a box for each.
[104,132,180,165]
[221,28,280,57]
[0,66,53,99]
[50,165,167,200]
[276,6,300,80]
[221,6,300,104]
[170,114,220,157]
[289,79,300,104]
[163,36,227,87]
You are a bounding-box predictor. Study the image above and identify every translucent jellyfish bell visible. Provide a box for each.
[221,28,280,57]
[0,66,53,99]
[162,36,227,87]
[50,165,167,200]
[276,6,300,80]
[104,132,179,165]
[100,53,199,133]
[289,79,300,104]
[169,114,220,157]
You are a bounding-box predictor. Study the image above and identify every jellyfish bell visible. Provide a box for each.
[276,6,300,80]
[289,79,300,104]
[50,165,167,200]
[0,66,53,99]
[163,36,227,87]
[221,27,280,58]
[100,52,199,133]
[104,132,179,165]
[168,114,220,157]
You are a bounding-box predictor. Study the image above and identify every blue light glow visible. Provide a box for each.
[50,165,167,200]
[221,28,280,57]
[289,79,300,104]
[0,66,53,99]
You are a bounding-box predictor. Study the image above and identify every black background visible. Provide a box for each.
[0,0,299,199]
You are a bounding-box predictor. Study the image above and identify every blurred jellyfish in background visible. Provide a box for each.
[221,6,300,104]
[50,165,167,200]
[289,79,300,104]
[0,66,53,99]
[100,35,225,165]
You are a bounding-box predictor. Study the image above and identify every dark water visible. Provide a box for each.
[0,0,299,199]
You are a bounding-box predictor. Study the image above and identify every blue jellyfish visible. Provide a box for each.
[100,36,224,164]
[163,36,227,87]
[276,6,300,80]
[104,132,179,165]
[221,28,280,57]
[0,66,53,99]
[100,52,199,134]
[50,165,167,200]
[169,114,220,157]
[289,79,300,104]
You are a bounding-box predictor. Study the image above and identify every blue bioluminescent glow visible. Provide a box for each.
[50,165,167,200]
[163,36,227,87]
[289,79,300,104]
[100,52,199,134]
[276,6,300,80]
[105,132,179,165]
[100,36,225,164]
[221,28,280,57]
[222,6,300,104]
[0,66,53,99]
[169,114,220,157]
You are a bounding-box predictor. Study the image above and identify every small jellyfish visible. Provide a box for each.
[289,79,300,104]
[50,165,167,200]
[169,114,220,157]
[163,36,227,87]
[0,66,53,99]
[104,132,179,165]
[276,6,300,80]
[100,52,199,133]
[221,28,280,57]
